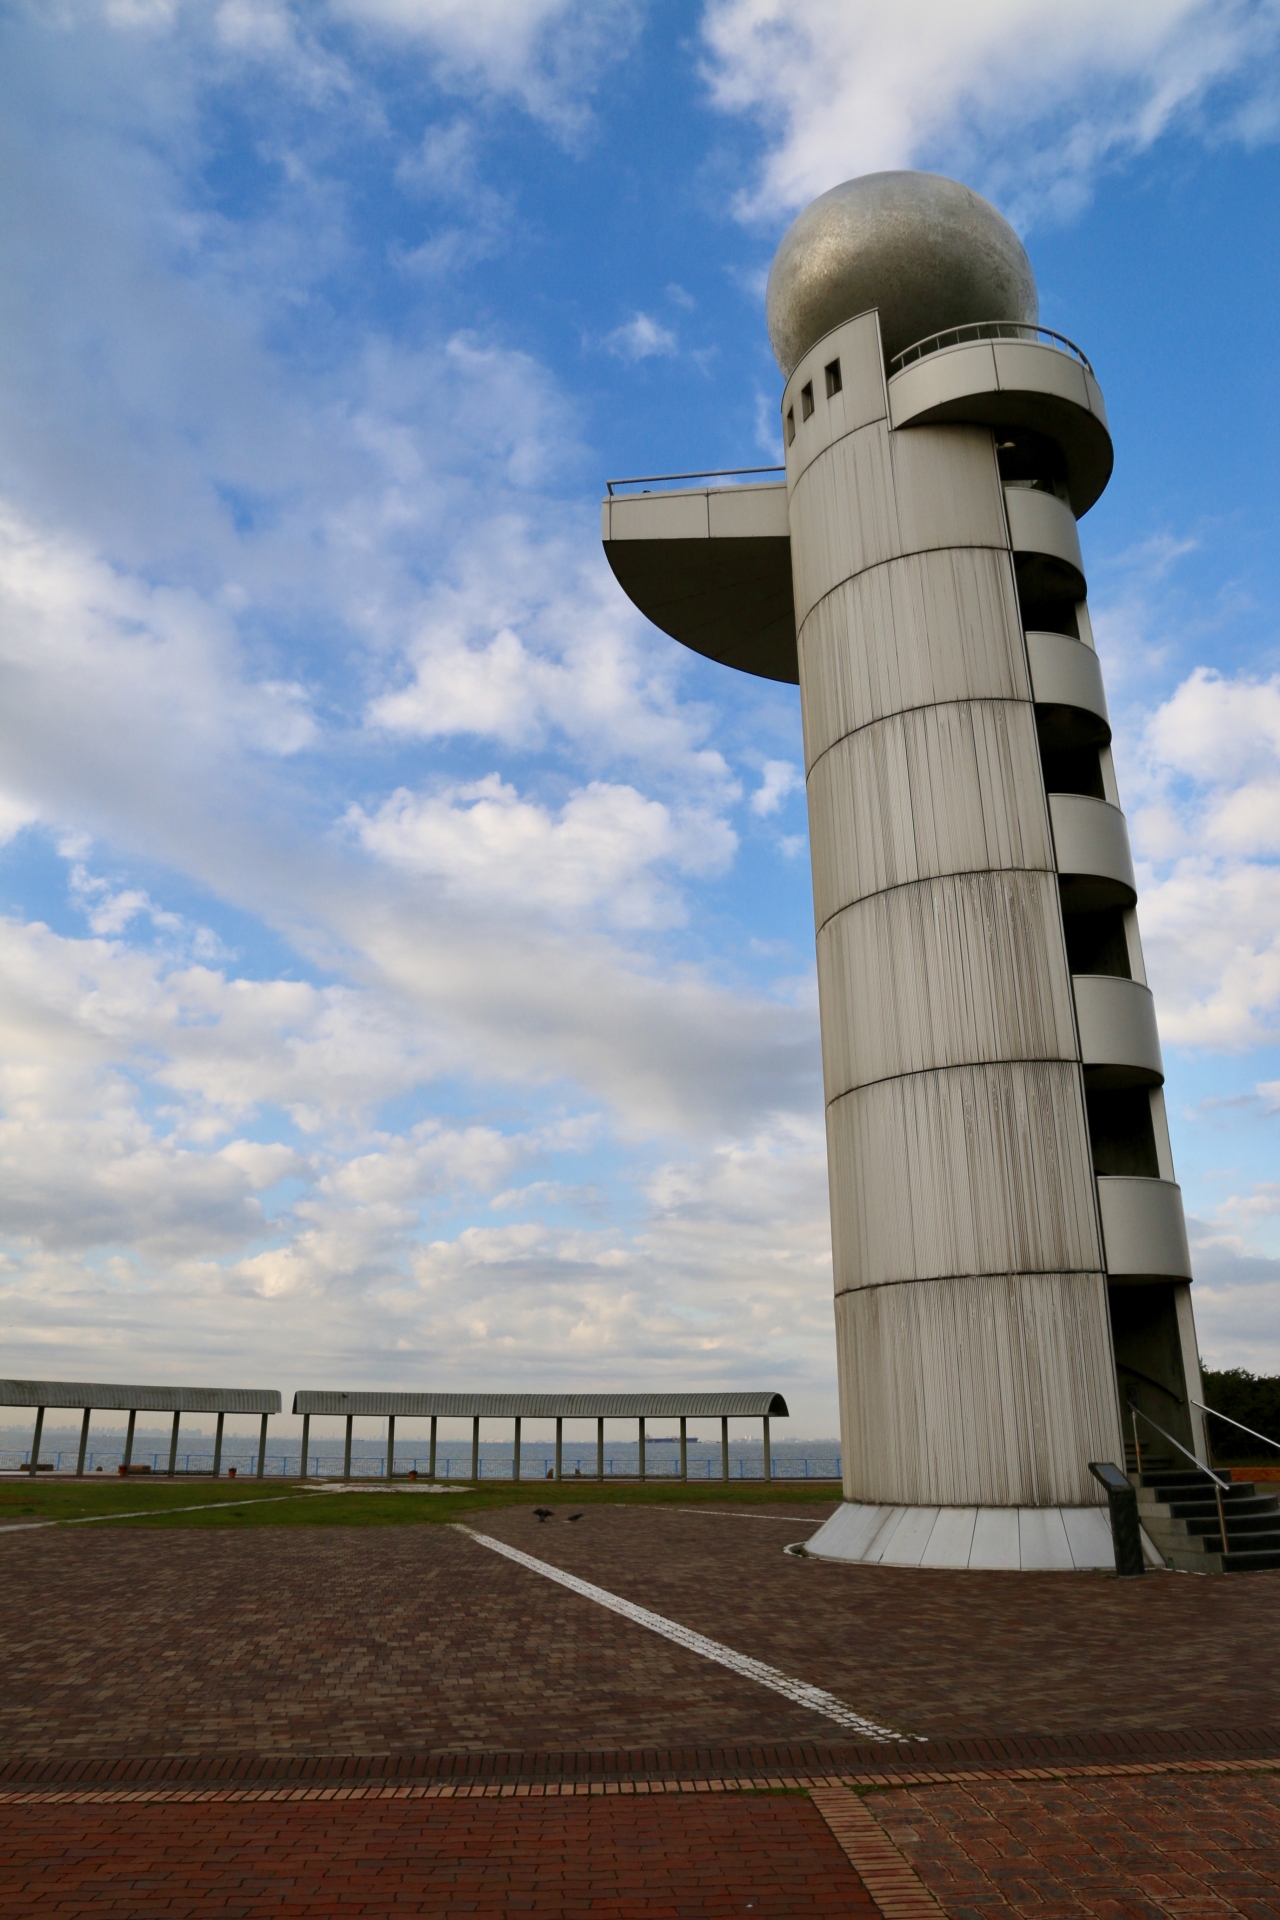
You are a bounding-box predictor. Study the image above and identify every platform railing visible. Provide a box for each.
[1191,1399,1280,1459]
[889,320,1094,376]
[605,466,784,496]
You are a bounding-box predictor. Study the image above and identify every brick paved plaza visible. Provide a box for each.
[2,1497,1279,1915]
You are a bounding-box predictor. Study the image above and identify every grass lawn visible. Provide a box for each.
[0,1474,841,1530]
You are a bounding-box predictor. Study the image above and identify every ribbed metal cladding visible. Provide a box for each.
[806,700,1053,927]
[0,1381,281,1413]
[797,546,1031,769]
[826,1063,1102,1289]
[834,1272,1119,1508]
[816,870,1077,1098]
[789,421,1007,630]
[292,1391,789,1418]
[784,310,1123,1507]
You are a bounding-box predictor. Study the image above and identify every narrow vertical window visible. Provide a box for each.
[800,381,814,420]
[785,407,795,446]
[824,359,842,397]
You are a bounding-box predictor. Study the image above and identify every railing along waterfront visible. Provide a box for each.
[2,1447,842,1481]
[889,321,1094,376]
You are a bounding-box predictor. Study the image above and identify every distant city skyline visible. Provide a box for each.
[2,1,1280,1432]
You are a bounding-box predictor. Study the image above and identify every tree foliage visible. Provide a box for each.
[1201,1367,1280,1460]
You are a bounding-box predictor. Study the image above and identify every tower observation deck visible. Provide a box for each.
[604,172,1204,1570]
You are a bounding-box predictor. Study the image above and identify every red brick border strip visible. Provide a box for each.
[1,1752,1274,1807]
[4,1724,1277,1792]
[810,1785,945,1918]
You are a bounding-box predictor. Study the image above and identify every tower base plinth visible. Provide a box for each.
[805,1501,1164,1571]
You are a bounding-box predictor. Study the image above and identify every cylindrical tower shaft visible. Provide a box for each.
[783,310,1124,1509]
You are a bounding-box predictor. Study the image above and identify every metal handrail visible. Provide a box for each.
[889,321,1094,377]
[1129,1402,1233,1556]
[605,466,785,497]
[1191,1398,1280,1457]
[1118,1362,1185,1406]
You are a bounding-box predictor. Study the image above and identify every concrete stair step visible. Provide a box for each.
[1224,1547,1280,1572]
[1179,1514,1280,1539]
[1144,1497,1279,1523]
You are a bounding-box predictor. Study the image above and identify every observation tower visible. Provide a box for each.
[603,172,1205,1569]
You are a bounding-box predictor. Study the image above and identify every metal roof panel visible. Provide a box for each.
[292,1390,788,1419]
[0,1381,282,1414]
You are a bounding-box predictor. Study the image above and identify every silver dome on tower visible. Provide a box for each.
[765,170,1038,375]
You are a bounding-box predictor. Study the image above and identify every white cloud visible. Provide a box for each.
[603,312,679,361]
[365,519,740,796]
[1186,1215,1280,1370]
[0,795,38,846]
[699,0,1280,222]
[326,0,644,134]
[349,773,736,927]
[0,482,813,1144]
[90,0,641,136]
[1115,662,1280,1048]
[0,506,321,896]
[1141,667,1280,855]
[392,118,515,275]
[750,758,801,817]
[0,901,835,1418]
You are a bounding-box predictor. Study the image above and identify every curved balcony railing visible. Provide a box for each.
[1097,1175,1193,1281]
[1027,631,1110,746]
[1004,485,1086,597]
[1049,794,1137,910]
[889,321,1094,376]
[1074,975,1164,1087]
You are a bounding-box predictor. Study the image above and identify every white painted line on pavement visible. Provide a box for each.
[456,1524,909,1742]
[672,1509,824,1524]
[0,1491,319,1534]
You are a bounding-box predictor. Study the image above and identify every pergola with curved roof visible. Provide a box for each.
[1,1379,281,1479]
[290,1389,790,1483]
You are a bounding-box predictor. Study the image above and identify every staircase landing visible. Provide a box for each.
[1136,1465,1280,1573]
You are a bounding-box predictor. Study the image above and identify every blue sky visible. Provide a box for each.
[3,0,1280,1439]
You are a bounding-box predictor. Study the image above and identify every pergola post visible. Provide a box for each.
[257,1412,268,1479]
[471,1415,479,1482]
[721,1416,729,1481]
[638,1416,646,1482]
[429,1416,437,1480]
[513,1416,521,1482]
[299,1413,311,1480]
[168,1411,181,1478]
[27,1405,44,1478]
[123,1408,137,1474]
[212,1411,225,1479]
[343,1415,353,1480]
[386,1415,396,1481]
[597,1417,604,1481]
[679,1415,687,1482]
[76,1407,91,1478]
[555,1417,563,1481]
[763,1415,772,1483]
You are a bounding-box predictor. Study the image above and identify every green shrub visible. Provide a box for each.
[1201,1367,1280,1461]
